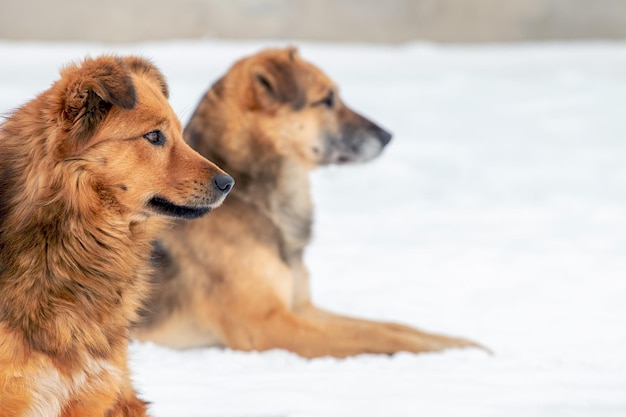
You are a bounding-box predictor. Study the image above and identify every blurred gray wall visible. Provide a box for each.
[1,0,625,43]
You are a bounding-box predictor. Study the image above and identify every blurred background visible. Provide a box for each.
[1,0,625,43]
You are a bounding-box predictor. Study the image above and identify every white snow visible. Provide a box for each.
[1,40,625,417]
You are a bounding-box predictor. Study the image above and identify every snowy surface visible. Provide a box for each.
[1,40,626,417]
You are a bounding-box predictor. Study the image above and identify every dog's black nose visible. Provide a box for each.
[377,127,393,147]
[213,174,234,193]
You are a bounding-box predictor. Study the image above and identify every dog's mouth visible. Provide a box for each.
[147,196,212,220]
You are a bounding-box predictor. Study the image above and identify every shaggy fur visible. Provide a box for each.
[0,55,232,416]
[134,48,485,358]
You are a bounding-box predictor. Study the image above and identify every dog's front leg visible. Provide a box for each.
[295,302,491,355]
[105,352,150,417]
[289,259,489,356]
[219,299,485,358]
[61,368,149,417]
[106,391,149,417]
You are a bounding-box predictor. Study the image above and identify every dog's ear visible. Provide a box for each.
[252,49,305,110]
[122,56,169,99]
[59,56,136,155]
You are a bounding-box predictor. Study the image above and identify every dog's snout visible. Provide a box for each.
[213,174,234,194]
[361,115,392,148]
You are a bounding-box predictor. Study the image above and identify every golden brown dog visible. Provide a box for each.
[134,47,483,358]
[0,56,232,416]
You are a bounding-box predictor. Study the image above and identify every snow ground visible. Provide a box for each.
[1,40,625,417]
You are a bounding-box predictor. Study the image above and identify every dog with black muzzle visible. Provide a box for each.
[133,48,485,358]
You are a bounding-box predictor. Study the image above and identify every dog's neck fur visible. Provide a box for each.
[218,141,313,263]
[257,156,313,262]
[187,96,313,263]
[0,109,160,364]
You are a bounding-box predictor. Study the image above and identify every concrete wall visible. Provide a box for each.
[1,0,625,43]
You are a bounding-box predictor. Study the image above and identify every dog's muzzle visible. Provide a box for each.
[147,173,234,220]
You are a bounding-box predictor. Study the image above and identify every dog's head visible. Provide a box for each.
[200,48,391,170]
[51,55,232,220]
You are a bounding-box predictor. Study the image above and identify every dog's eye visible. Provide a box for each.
[313,91,334,108]
[321,94,334,108]
[143,130,166,146]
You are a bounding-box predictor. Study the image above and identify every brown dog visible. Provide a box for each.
[134,48,483,358]
[0,56,232,416]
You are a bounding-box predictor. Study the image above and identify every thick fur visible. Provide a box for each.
[0,56,231,416]
[134,48,485,358]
